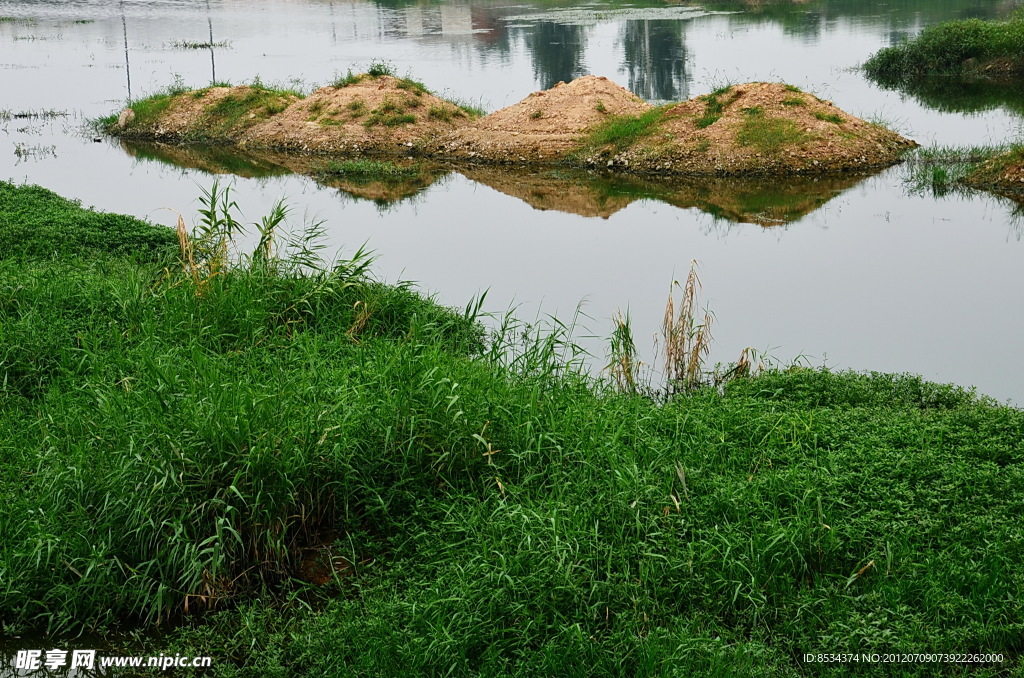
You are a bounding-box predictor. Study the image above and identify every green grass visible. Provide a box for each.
[864,14,1024,82]
[814,112,844,124]
[0,182,177,260]
[695,85,740,129]
[200,87,294,135]
[332,63,483,120]
[363,100,417,127]
[2,182,1023,676]
[584,106,668,152]
[104,78,300,139]
[736,107,809,154]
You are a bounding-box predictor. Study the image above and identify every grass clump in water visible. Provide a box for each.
[166,39,231,49]
[864,13,1024,82]
[901,144,1015,196]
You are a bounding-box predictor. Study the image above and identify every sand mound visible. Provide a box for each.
[581,82,916,175]
[114,86,300,142]
[114,76,476,154]
[243,75,475,153]
[963,149,1024,198]
[431,75,651,162]
[111,76,916,177]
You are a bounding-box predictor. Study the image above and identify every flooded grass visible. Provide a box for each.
[13,143,57,161]
[900,144,1016,196]
[0,109,68,121]
[165,39,231,50]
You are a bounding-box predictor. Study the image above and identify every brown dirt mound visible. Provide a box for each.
[583,82,916,175]
[114,76,475,154]
[116,86,300,141]
[430,75,651,162]
[243,76,475,153]
[963,149,1024,198]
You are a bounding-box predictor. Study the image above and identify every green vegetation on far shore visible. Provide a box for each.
[864,10,1024,82]
[1,181,1022,676]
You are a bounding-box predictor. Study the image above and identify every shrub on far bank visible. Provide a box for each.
[864,14,1024,82]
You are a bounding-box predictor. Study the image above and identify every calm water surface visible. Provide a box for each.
[1,0,1023,403]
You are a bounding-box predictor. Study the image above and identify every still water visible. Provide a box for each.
[1,0,1022,403]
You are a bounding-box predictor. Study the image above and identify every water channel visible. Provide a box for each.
[2,0,1023,403]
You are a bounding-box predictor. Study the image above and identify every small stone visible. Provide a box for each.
[115,107,135,130]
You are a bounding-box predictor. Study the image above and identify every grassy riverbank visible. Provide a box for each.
[899,144,1024,198]
[1,181,1022,676]
[864,10,1024,83]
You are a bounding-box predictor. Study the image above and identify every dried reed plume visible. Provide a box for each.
[663,260,714,394]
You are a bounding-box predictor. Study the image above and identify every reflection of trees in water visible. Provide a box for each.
[870,75,1024,116]
[621,20,689,102]
[781,10,823,41]
[526,22,586,90]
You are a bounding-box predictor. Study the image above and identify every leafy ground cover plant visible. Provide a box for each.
[1,182,1021,677]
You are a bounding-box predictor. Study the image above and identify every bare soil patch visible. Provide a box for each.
[427,75,651,163]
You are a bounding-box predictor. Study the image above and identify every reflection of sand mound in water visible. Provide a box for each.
[315,166,446,203]
[460,167,875,224]
[653,171,876,225]
[120,140,292,178]
[428,76,651,162]
[458,166,636,219]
